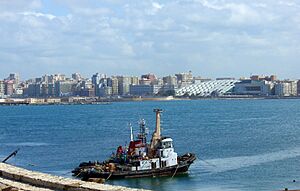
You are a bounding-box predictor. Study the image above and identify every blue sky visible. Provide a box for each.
[0,0,300,79]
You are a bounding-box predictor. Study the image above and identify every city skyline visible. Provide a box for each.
[1,71,296,82]
[1,1,300,79]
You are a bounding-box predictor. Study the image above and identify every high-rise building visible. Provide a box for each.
[48,83,55,97]
[297,80,300,96]
[117,76,131,95]
[92,73,106,85]
[72,73,82,81]
[42,75,51,83]
[54,81,74,97]
[108,77,119,95]
[8,73,20,85]
[131,76,139,85]
[175,71,193,87]
[41,83,49,97]
[163,75,177,85]
[52,74,66,82]
[275,81,297,96]
[4,80,14,96]
[0,80,4,95]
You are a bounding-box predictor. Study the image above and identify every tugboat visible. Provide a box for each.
[72,109,196,180]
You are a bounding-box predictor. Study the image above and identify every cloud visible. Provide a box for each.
[152,2,164,12]
[278,1,299,7]
[0,0,300,79]
[145,2,164,15]
[121,44,135,56]
[198,0,261,24]
[21,12,56,20]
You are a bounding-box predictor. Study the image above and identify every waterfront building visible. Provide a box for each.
[216,77,235,80]
[160,76,177,96]
[234,80,274,96]
[54,81,74,97]
[159,84,177,96]
[152,85,162,94]
[98,86,112,97]
[130,84,161,96]
[13,87,23,97]
[80,87,95,97]
[176,79,239,97]
[274,81,297,97]
[27,83,42,97]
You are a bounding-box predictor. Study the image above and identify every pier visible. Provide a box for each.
[0,163,149,191]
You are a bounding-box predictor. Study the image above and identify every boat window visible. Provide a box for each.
[163,141,172,148]
[161,161,167,167]
[151,162,156,169]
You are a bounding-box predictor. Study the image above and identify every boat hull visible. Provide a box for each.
[74,153,196,180]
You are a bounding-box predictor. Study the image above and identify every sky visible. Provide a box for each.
[0,0,300,80]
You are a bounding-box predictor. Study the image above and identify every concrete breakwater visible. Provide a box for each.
[0,163,150,191]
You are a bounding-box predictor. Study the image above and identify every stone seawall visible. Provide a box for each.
[0,163,150,191]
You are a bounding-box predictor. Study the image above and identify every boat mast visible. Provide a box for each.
[138,119,147,144]
[150,109,162,155]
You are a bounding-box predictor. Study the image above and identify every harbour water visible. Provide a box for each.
[1,99,300,191]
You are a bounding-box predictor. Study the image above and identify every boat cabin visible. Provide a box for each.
[157,137,178,167]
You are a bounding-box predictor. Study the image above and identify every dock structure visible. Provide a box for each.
[0,163,150,191]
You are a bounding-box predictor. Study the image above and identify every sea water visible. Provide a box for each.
[1,99,300,191]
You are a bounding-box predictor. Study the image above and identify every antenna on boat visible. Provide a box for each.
[129,123,134,141]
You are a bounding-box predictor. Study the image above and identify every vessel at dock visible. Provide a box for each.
[72,109,196,180]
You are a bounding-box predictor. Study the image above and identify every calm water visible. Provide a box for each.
[1,99,300,191]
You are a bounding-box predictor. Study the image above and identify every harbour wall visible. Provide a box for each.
[0,162,149,191]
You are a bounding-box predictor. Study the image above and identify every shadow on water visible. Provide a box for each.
[108,174,191,191]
